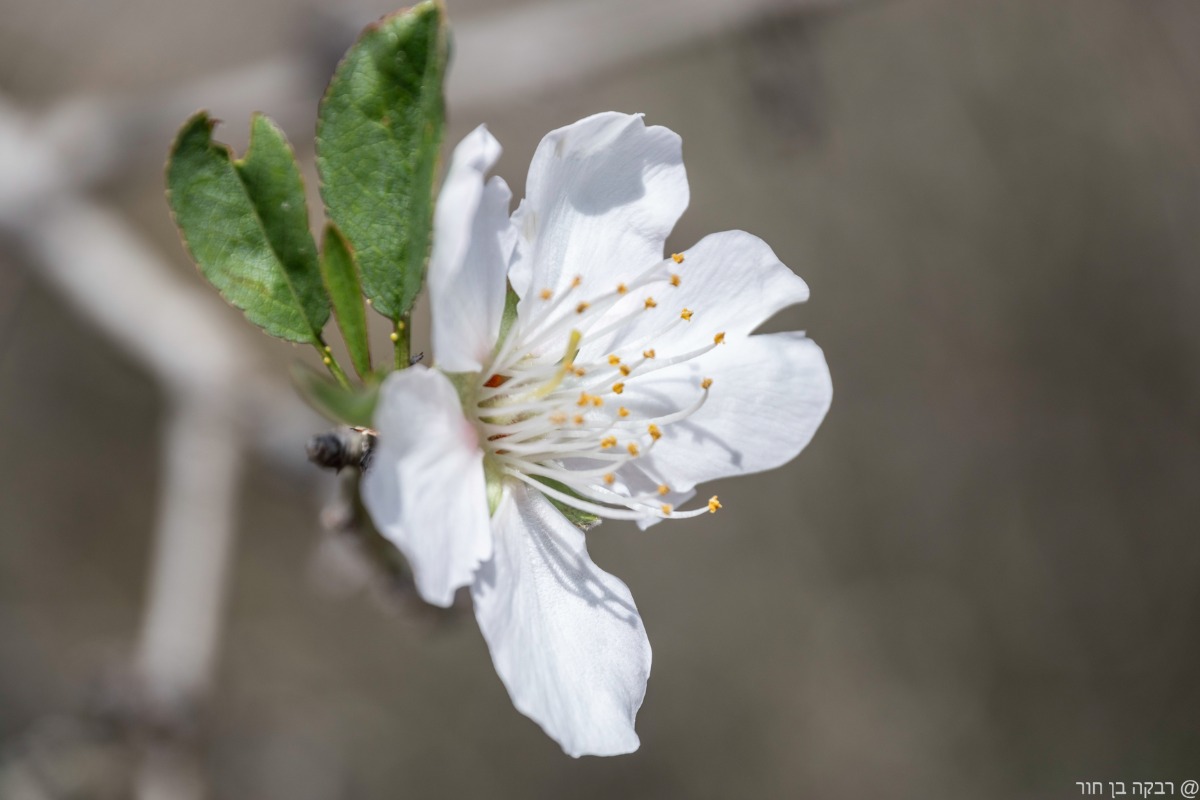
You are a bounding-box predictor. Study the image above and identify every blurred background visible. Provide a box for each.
[3,0,1200,797]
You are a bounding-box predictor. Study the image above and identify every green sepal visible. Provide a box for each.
[292,363,379,427]
[166,112,328,344]
[316,0,448,321]
[534,477,602,531]
[320,224,373,378]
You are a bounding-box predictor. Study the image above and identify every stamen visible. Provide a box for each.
[680,308,693,321]
[540,288,553,301]
[617,283,628,295]
[644,297,657,309]
[661,504,673,515]
[605,473,616,485]
[670,274,681,286]
[708,496,722,513]
[714,332,726,345]
[701,377,713,389]
[619,365,631,376]
[627,442,640,456]
[612,382,625,394]
[576,301,590,314]
[657,484,669,496]
[618,407,630,418]
[648,424,662,440]
[643,349,656,359]
[600,436,617,449]
[571,275,582,288]
[672,253,685,264]
[608,354,621,365]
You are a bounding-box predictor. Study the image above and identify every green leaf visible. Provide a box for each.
[167,112,328,343]
[291,363,379,427]
[320,224,372,378]
[316,1,448,321]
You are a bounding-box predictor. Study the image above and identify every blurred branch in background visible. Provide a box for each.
[0,0,859,796]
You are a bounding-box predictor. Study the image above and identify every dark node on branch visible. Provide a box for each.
[409,351,425,365]
[306,427,375,471]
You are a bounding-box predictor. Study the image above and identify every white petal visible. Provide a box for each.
[471,482,652,757]
[508,112,688,317]
[362,366,493,607]
[580,230,810,362]
[623,332,832,492]
[429,125,514,373]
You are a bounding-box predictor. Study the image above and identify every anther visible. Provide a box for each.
[644,297,657,309]
[657,484,670,496]
[670,274,681,287]
[618,407,630,418]
[608,355,621,366]
[571,275,583,288]
[661,503,673,515]
[701,377,713,389]
[627,442,640,456]
[600,436,617,449]
[671,253,685,264]
[604,473,616,485]
[680,308,694,321]
[574,367,587,377]
[573,415,585,425]
[648,424,662,441]
[619,365,631,376]
[578,392,592,406]
[617,283,628,295]
[612,382,625,394]
[576,301,590,314]
[643,349,656,359]
[714,332,726,345]
[550,413,567,424]
[540,288,553,301]
[592,396,604,407]
[708,496,722,513]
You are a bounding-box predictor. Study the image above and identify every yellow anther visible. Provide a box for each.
[618,406,630,418]
[708,496,722,513]
[574,367,587,377]
[592,396,604,407]
[617,283,628,295]
[322,356,332,365]
[612,382,625,394]
[578,392,592,407]
[643,348,656,359]
[644,297,657,309]
[661,503,673,515]
[600,436,618,449]
[389,331,400,342]
[573,414,585,425]
[671,253,685,264]
[608,354,621,366]
[604,473,616,485]
[540,288,553,301]
[670,274,681,287]
[657,484,670,496]
[576,301,590,314]
[627,442,640,456]
[648,424,662,441]
[619,364,631,376]
[680,308,694,321]
[714,332,726,345]
[571,275,583,288]
[701,377,713,390]
[550,413,567,425]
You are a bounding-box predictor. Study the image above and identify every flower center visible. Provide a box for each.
[469,255,723,522]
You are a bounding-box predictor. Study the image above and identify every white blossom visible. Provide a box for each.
[362,113,832,757]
